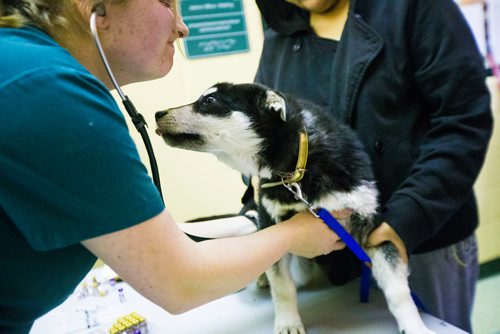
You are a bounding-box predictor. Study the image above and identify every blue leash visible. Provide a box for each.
[317,208,429,310]
[316,208,372,267]
[284,182,430,310]
[284,183,373,303]
[316,207,372,303]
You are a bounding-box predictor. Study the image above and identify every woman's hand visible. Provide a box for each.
[366,222,408,263]
[284,209,352,258]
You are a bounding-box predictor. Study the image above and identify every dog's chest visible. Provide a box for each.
[259,186,329,223]
[260,193,308,222]
[259,180,379,223]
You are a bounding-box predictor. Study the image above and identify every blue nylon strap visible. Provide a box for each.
[315,207,372,303]
[411,291,429,313]
[316,208,372,266]
[315,207,428,309]
[360,263,372,303]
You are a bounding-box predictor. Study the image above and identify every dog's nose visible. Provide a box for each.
[155,111,166,121]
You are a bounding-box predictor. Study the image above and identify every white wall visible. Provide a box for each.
[457,0,500,60]
[114,0,500,262]
[474,77,500,263]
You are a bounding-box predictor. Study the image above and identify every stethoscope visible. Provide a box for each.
[89,4,163,202]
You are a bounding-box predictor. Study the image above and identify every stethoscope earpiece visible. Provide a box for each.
[92,3,106,17]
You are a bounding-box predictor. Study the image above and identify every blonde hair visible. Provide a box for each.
[0,1,122,36]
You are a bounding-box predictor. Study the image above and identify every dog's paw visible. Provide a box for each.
[274,311,306,334]
[400,327,436,334]
[274,322,306,334]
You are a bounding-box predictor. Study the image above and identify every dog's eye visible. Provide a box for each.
[203,96,216,105]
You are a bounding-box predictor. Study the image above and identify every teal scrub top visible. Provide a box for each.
[0,26,165,332]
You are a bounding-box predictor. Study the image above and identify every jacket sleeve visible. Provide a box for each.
[383,0,493,253]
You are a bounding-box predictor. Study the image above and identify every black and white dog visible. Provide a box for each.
[155,82,435,334]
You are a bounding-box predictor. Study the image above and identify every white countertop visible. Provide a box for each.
[31,264,467,334]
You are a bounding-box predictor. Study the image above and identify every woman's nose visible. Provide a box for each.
[177,18,189,38]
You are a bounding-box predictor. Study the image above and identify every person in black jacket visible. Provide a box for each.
[247,0,493,332]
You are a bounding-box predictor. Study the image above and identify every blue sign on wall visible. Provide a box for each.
[180,0,249,59]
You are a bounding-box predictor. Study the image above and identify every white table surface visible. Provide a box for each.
[31,265,468,334]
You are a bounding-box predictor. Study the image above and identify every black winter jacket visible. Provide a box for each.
[254,0,493,254]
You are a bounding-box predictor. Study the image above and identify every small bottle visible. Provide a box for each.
[118,287,126,303]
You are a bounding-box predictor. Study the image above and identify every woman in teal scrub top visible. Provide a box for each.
[0,1,346,332]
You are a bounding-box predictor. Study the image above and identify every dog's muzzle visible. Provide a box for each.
[155,110,170,136]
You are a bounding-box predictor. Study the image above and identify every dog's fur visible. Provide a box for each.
[155,82,435,334]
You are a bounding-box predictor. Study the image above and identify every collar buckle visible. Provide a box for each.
[261,129,309,188]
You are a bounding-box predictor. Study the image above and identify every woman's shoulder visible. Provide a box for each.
[0,26,102,92]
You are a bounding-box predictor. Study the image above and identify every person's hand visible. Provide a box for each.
[366,222,408,263]
[284,209,352,258]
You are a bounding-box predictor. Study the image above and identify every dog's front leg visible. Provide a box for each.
[368,244,436,334]
[266,253,306,334]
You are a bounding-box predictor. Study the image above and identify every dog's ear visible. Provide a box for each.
[265,90,287,122]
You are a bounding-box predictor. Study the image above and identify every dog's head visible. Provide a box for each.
[155,82,288,175]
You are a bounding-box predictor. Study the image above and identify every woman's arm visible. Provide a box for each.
[82,209,344,314]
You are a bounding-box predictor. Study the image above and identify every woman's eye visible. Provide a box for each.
[158,0,173,8]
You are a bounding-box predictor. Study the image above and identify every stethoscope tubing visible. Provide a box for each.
[89,11,164,202]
